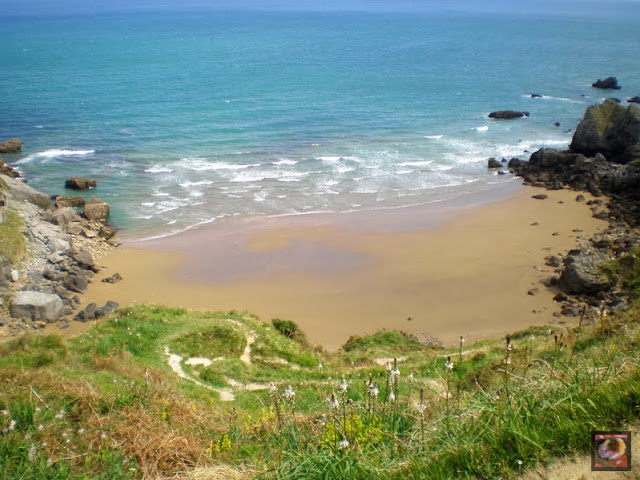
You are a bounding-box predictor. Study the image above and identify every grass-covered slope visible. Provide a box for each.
[1,296,640,478]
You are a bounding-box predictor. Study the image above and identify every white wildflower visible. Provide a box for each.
[339,377,348,393]
[329,394,339,410]
[407,372,414,383]
[529,335,535,341]
[385,361,392,373]
[77,428,86,435]
[391,368,400,380]
[339,439,350,450]
[46,458,54,468]
[28,444,37,461]
[546,328,552,336]
[369,385,379,398]
[268,384,278,396]
[37,424,44,432]
[35,407,41,413]
[416,402,426,415]
[283,385,295,400]
[517,459,523,466]
[8,419,16,431]
[318,362,323,370]
[445,357,454,371]
[389,390,396,403]
[460,336,465,344]
[503,354,511,365]
[54,409,65,420]
[0,410,9,417]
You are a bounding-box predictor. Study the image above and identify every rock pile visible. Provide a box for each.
[0,168,120,336]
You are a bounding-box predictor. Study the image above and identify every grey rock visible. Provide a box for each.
[95,301,119,318]
[74,303,97,322]
[545,255,563,268]
[51,207,78,227]
[559,250,611,294]
[487,157,502,169]
[10,269,20,282]
[53,195,85,208]
[101,273,122,284]
[576,194,586,202]
[532,194,549,200]
[527,288,540,296]
[48,252,65,264]
[50,238,71,254]
[10,291,63,323]
[73,251,94,269]
[64,273,88,293]
[83,197,110,222]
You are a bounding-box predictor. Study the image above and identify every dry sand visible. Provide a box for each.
[80,181,607,351]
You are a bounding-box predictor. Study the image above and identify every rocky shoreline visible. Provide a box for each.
[0,158,120,338]
[507,98,640,323]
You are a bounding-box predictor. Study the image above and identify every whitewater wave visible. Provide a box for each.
[181,157,260,171]
[179,180,214,188]
[398,160,432,167]
[475,126,489,132]
[16,148,95,164]
[145,165,174,173]
[272,158,298,165]
[425,135,444,139]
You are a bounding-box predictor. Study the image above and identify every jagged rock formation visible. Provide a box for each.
[488,110,529,119]
[65,177,97,190]
[592,77,621,90]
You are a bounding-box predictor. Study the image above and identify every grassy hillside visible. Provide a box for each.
[1,278,640,478]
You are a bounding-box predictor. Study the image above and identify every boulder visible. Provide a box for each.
[559,250,611,294]
[64,273,88,293]
[73,251,94,269]
[629,96,640,104]
[50,238,71,254]
[0,138,23,153]
[51,207,78,227]
[74,303,97,322]
[569,100,640,163]
[102,273,122,284]
[10,291,63,323]
[530,94,543,98]
[83,196,110,222]
[592,77,621,90]
[54,195,85,208]
[532,194,548,200]
[95,301,119,318]
[99,225,116,240]
[487,157,502,169]
[488,110,529,120]
[65,177,96,190]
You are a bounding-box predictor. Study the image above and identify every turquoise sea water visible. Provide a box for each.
[1,5,639,238]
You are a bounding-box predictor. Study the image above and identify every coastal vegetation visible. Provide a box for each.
[0,208,26,264]
[2,255,640,480]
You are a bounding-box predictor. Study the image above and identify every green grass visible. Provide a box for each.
[0,209,25,263]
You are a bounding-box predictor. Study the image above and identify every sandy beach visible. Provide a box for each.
[80,181,606,351]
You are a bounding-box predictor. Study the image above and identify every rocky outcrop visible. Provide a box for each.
[65,177,96,190]
[629,96,640,104]
[0,138,23,153]
[53,195,85,208]
[0,174,52,210]
[83,197,110,222]
[74,301,119,322]
[592,77,621,90]
[102,272,122,284]
[570,99,640,163]
[10,291,64,323]
[0,158,19,178]
[488,110,529,120]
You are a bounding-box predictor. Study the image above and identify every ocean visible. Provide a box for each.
[1,3,639,239]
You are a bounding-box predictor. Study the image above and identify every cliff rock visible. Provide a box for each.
[0,138,23,153]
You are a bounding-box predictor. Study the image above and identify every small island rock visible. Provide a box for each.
[592,77,621,90]
[83,196,110,222]
[0,138,23,153]
[65,177,97,190]
[488,110,530,120]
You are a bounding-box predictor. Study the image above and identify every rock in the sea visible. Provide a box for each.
[0,138,23,153]
[10,291,63,323]
[64,273,88,293]
[592,77,621,90]
[487,157,502,169]
[559,250,611,294]
[629,96,640,104]
[569,99,640,163]
[102,273,122,284]
[65,177,97,190]
[530,94,543,98]
[54,195,85,208]
[488,110,530,120]
[83,196,110,222]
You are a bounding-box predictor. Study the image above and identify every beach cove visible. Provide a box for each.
[82,180,605,350]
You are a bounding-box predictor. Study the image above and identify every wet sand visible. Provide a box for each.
[81,182,606,351]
